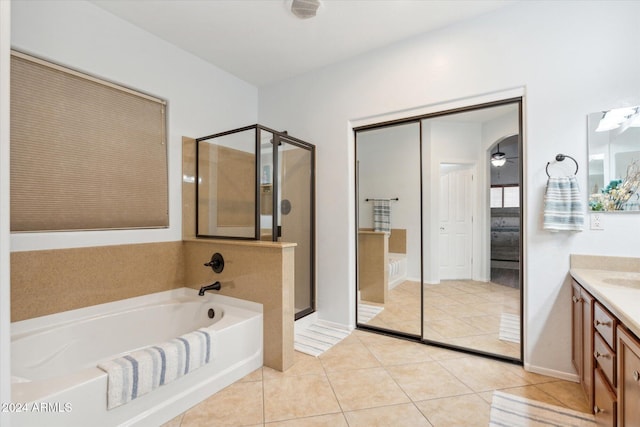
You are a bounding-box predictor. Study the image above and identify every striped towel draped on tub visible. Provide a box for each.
[543,175,584,232]
[97,327,215,409]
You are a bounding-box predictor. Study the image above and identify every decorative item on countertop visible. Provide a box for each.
[543,154,584,232]
[589,160,640,211]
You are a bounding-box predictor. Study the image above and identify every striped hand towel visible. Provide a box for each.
[543,175,584,232]
[98,327,215,410]
[373,199,391,233]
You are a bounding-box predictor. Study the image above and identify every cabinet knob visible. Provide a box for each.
[634,370,640,382]
[594,405,603,414]
[594,351,611,360]
[594,319,612,327]
[572,296,580,303]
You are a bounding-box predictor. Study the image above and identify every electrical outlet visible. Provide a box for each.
[590,213,604,230]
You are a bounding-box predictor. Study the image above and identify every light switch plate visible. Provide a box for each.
[590,213,604,230]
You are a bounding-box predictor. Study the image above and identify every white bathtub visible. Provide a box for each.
[10,288,263,427]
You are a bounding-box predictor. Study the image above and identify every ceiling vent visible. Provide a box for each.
[291,0,321,19]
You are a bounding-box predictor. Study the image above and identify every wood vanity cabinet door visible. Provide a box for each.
[617,326,640,427]
[594,368,616,427]
[572,281,583,377]
[582,289,594,409]
[572,281,594,408]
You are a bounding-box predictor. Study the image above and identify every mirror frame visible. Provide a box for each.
[354,97,524,364]
[587,106,640,212]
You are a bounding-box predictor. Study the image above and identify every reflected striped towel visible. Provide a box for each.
[373,199,391,233]
[543,176,584,231]
[97,328,215,410]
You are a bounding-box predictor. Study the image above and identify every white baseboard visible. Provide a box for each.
[524,363,579,383]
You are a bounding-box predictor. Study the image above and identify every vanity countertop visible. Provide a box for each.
[570,254,640,339]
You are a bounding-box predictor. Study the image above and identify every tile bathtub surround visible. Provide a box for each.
[10,241,184,321]
[183,239,296,372]
[162,330,590,427]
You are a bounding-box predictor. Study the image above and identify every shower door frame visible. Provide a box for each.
[195,124,317,320]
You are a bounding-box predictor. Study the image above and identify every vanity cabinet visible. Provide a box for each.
[572,280,594,409]
[572,278,640,426]
[617,326,640,426]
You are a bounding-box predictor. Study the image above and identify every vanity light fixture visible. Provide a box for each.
[596,106,639,132]
[491,144,507,167]
[290,0,321,19]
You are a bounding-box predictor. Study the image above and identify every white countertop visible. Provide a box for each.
[570,268,640,339]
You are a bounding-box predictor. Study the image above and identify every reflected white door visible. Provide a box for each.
[439,166,473,280]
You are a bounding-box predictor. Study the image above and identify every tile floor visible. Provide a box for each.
[362,279,521,359]
[162,329,588,427]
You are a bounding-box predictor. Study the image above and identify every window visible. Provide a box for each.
[10,51,168,231]
[491,185,520,208]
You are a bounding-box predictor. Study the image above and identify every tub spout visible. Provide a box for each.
[198,281,221,296]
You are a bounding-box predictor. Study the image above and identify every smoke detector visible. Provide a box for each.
[290,0,321,19]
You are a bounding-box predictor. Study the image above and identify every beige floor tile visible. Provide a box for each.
[180,381,263,427]
[387,361,473,401]
[265,413,349,427]
[502,364,558,385]
[344,403,433,427]
[240,366,264,382]
[444,334,520,358]
[327,367,410,411]
[485,385,566,407]
[318,339,381,372]
[534,380,591,413]
[263,374,341,422]
[366,339,434,366]
[415,394,491,427]
[438,357,531,392]
[263,351,325,380]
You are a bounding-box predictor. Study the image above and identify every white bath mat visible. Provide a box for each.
[294,320,350,357]
[357,303,384,323]
[490,391,595,426]
[499,313,520,343]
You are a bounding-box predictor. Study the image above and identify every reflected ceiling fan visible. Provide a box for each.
[490,144,516,167]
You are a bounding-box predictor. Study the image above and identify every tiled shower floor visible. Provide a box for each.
[162,330,588,426]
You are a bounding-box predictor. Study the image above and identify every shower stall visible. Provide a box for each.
[195,125,316,319]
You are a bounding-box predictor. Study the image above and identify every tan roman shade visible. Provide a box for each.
[10,51,168,231]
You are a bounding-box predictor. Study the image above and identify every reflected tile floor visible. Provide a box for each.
[362,280,521,358]
[162,330,588,427]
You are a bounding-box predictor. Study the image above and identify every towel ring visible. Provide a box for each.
[546,154,578,177]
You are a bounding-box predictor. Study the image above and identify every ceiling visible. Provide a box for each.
[91,0,515,87]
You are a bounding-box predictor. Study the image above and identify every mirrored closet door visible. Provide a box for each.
[355,98,523,362]
[356,122,422,337]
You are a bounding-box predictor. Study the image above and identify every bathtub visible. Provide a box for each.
[10,288,263,427]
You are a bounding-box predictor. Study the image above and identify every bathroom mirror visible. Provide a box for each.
[355,98,523,362]
[587,106,640,211]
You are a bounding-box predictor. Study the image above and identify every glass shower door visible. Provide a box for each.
[277,136,315,319]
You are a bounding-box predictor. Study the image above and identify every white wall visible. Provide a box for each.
[258,1,640,377]
[1,1,11,423]
[10,0,258,252]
